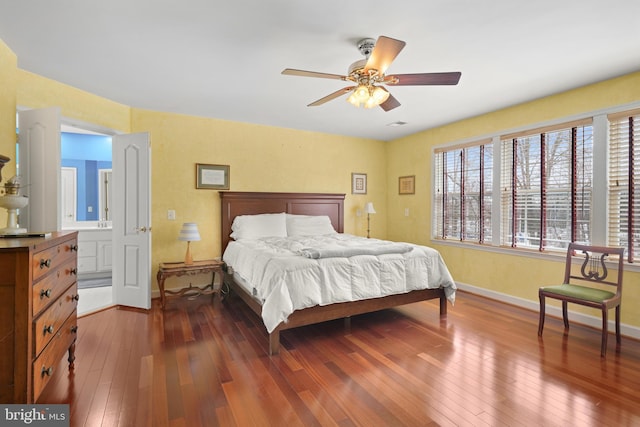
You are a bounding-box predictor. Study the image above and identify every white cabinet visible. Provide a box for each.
[77,240,97,272]
[97,240,113,271]
[77,229,112,278]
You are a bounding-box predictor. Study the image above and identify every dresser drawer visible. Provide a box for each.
[33,283,78,358]
[32,238,78,282]
[32,258,78,317]
[32,310,77,402]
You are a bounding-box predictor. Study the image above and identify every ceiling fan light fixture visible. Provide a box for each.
[346,92,359,107]
[364,97,377,109]
[354,85,370,102]
[347,84,390,108]
[372,86,390,103]
[347,84,371,107]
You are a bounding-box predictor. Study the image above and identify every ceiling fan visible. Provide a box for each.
[282,35,461,111]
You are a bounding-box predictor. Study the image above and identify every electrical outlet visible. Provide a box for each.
[167,209,176,220]
[404,208,409,217]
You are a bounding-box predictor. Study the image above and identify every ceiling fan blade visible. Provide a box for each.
[282,68,346,80]
[379,94,401,112]
[308,87,355,106]
[386,72,462,86]
[365,36,406,75]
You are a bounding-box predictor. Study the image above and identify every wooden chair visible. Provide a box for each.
[538,243,625,357]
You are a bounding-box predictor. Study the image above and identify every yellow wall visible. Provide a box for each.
[130,109,387,276]
[16,69,131,133]
[386,71,640,328]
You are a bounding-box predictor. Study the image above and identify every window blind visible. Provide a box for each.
[500,123,593,250]
[433,141,492,242]
[608,113,640,262]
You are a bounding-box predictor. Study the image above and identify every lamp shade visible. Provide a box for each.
[178,222,201,242]
[364,202,376,214]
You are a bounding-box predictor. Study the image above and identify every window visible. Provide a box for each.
[433,141,493,243]
[608,110,640,262]
[433,120,594,253]
[430,107,640,263]
[500,121,593,251]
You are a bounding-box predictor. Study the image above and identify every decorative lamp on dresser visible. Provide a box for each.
[0,231,79,403]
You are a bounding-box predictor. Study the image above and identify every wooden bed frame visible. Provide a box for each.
[220,191,448,355]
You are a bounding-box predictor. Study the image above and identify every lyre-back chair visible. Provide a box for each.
[538,243,625,357]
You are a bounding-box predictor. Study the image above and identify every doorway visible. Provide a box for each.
[60,126,114,315]
[17,109,152,314]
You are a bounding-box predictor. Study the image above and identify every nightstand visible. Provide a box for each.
[157,259,225,309]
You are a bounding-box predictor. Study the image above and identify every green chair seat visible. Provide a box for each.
[541,284,615,303]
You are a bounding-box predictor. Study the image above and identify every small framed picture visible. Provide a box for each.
[196,164,230,190]
[399,175,415,195]
[351,173,367,194]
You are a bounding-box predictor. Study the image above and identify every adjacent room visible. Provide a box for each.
[1,1,640,425]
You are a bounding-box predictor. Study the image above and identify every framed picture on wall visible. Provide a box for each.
[351,173,367,194]
[196,163,230,189]
[399,175,415,195]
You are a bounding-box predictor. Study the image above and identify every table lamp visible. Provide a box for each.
[365,202,376,238]
[178,222,200,265]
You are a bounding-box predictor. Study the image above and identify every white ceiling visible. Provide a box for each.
[2,1,640,141]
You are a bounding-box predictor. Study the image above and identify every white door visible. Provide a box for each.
[17,107,61,232]
[112,133,151,309]
[61,167,77,227]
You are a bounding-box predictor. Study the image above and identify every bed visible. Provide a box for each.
[220,191,456,355]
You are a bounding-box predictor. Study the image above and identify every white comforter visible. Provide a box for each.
[223,234,456,333]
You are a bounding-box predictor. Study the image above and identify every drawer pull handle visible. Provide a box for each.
[71,326,78,334]
[40,288,52,299]
[43,325,54,335]
[70,244,79,252]
[39,258,51,269]
[70,268,78,276]
[72,294,80,302]
[41,366,54,377]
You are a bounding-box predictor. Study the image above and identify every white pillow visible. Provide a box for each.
[286,214,336,236]
[230,213,287,240]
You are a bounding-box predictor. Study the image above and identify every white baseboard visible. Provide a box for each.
[455,282,640,341]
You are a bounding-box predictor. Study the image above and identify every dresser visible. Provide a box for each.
[0,231,79,403]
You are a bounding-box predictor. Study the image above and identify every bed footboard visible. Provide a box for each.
[263,287,448,355]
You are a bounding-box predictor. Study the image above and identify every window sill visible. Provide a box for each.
[430,238,640,273]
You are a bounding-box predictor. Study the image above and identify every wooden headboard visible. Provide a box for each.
[219,192,345,253]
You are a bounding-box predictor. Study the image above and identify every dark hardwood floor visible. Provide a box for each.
[39,290,640,426]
